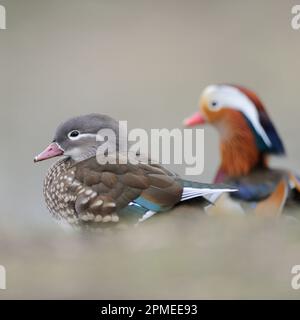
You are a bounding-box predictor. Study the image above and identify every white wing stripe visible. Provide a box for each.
[181,187,237,202]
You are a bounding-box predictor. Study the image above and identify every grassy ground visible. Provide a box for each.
[1,209,300,299]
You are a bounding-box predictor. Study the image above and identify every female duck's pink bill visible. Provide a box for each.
[34,142,64,162]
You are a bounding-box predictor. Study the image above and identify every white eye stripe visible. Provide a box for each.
[68,130,80,140]
[68,132,97,141]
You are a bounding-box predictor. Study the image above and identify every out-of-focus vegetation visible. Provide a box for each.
[1,210,300,299]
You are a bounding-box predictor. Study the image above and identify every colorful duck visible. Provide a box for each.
[184,84,300,215]
[34,113,236,229]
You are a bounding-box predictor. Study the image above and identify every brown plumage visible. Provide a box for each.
[44,156,182,228]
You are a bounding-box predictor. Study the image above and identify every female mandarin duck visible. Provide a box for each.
[34,113,235,230]
[184,84,300,215]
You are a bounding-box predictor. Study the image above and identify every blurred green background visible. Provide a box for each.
[0,0,300,299]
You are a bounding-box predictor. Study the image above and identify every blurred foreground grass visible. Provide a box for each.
[1,208,300,299]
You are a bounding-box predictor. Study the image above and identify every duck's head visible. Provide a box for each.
[34,113,122,163]
[185,84,285,155]
[184,85,285,177]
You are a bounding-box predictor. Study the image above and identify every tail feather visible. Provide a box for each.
[180,179,237,203]
[181,179,235,190]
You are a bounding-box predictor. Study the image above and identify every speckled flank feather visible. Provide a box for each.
[44,158,75,222]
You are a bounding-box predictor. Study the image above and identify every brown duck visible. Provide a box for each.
[34,114,235,229]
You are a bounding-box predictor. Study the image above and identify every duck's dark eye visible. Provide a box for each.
[68,130,80,139]
[211,101,218,108]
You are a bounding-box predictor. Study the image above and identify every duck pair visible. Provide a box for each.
[35,85,300,229]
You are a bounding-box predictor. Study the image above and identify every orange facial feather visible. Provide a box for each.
[217,109,265,177]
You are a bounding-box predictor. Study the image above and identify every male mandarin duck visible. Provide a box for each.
[34,113,236,230]
[184,84,300,215]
